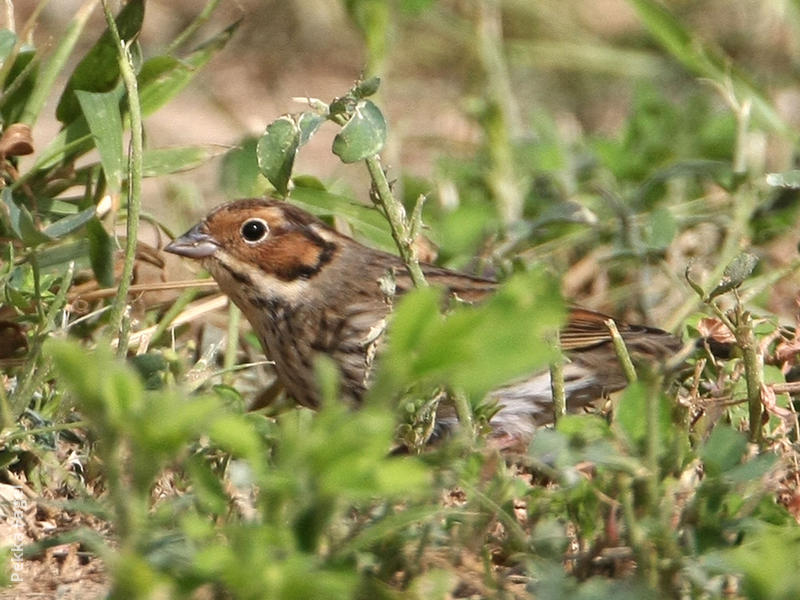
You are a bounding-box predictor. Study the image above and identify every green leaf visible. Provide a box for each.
[87,218,114,288]
[35,239,90,269]
[708,251,759,299]
[0,29,16,62]
[297,111,326,145]
[209,414,264,462]
[256,116,300,196]
[332,99,387,163]
[141,145,228,177]
[353,76,381,98]
[288,184,395,251]
[30,89,123,172]
[1,188,52,245]
[700,425,746,477]
[42,206,96,239]
[76,90,124,193]
[138,21,238,116]
[386,286,442,357]
[219,137,267,197]
[377,268,564,398]
[725,453,777,484]
[719,524,800,599]
[55,0,145,124]
[615,382,672,455]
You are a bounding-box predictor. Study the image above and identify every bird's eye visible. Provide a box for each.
[241,218,269,243]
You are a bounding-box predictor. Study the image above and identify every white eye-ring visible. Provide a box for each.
[240,218,269,244]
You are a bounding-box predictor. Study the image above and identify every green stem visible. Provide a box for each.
[364,155,427,287]
[549,335,566,423]
[736,305,763,444]
[452,390,474,442]
[165,0,222,54]
[100,0,143,355]
[645,373,663,504]
[475,0,523,227]
[149,288,199,345]
[8,261,75,421]
[223,303,241,386]
[619,473,657,588]
[604,318,637,383]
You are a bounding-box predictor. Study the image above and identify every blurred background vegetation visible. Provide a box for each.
[2,0,800,598]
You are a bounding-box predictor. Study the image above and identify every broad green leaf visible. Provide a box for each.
[87,218,114,288]
[47,340,145,422]
[332,99,387,163]
[219,137,267,197]
[55,0,145,124]
[141,145,228,177]
[386,286,442,357]
[297,111,326,145]
[76,90,124,193]
[209,414,265,462]
[700,425,746,476]
[256,116,300,196]
[42,205,96,239]
[377,267,564,398]
[28,88,124,173]
[138,21,238,116]
[615,382,672,454]
[36,239,90,269]
[725,453,777,484]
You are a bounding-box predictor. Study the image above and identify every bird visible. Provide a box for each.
[164,198,682,448]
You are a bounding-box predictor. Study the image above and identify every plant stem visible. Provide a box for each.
[549,334,566,423]
[149,288,200,345]
[735,305,763,444]
[475,0,523,227]
[452,390,474,442]
[364,155,427,287]
[645,373,663,504]
[165,0,222,54]
[100,0,143,355]
[223,303,241,386]
[604,318,637,383]
[8,261,75,421]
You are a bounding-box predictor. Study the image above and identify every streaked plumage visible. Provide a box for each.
[165,198,681,447]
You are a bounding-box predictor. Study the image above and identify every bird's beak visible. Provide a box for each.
[164,223,219,259]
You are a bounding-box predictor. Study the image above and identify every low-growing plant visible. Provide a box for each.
[2,1,800,599]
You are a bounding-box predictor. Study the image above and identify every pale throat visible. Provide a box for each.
[205,253,313,308]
